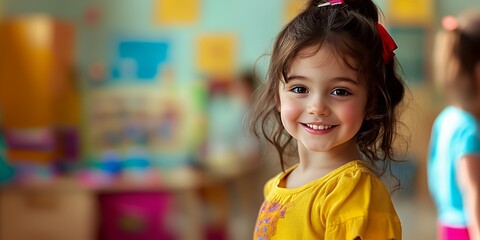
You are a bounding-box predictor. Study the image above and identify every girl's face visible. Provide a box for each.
[278,46,368,154]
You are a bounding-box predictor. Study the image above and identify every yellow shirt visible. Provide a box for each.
[253,160,402,239]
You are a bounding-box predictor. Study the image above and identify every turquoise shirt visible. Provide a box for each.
[428,106,480,226]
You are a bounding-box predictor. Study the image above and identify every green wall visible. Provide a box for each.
[2,0,284,84]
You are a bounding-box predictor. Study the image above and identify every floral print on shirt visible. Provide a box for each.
[254,200,292,240]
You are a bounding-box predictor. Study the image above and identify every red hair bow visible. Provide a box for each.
[377,23,397,64]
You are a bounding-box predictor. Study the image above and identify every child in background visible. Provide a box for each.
[247,0,406,239]
[428,10,480,240]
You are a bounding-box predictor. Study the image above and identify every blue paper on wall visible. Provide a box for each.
[112,40,170,81]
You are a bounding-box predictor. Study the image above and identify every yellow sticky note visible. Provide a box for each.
[388,0,433,26]
[284,0,307,23]
[196,34,237,76]
[154,0,199,25]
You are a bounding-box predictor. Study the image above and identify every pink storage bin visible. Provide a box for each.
[98,192,176,240]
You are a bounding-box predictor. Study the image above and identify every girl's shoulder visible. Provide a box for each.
[263,164,298,194]
[320,160,393,198]
[322,160,377,183]
[321,161,398,223]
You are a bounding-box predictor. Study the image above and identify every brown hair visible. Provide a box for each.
[433,10,480,109]
[247,0,406,176]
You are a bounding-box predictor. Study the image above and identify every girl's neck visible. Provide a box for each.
[296,139,360,172]
[283,140,360,189]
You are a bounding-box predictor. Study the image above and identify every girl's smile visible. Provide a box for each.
[302,123,337,134]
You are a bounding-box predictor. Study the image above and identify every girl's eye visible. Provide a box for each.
[331,89,351,96]
[290,86,308,94]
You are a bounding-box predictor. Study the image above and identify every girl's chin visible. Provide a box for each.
[298,143,332,152]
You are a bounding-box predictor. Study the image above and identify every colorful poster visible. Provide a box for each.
[388,0,433,26]
[196,34,237,77]
[84,70,206,169]
[154,0,199,25]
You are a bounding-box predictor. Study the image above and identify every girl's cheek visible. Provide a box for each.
[280,100,302,118]
[341,102,367,123]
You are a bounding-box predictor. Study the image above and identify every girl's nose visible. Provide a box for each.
[307,95,330,116]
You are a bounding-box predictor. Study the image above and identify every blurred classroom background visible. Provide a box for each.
[0,0,478,239]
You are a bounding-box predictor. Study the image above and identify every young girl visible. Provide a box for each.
[247,0,406,239]
[428,10,480,240]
